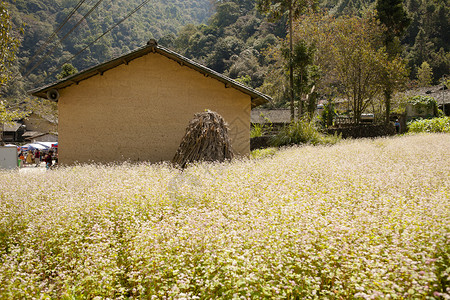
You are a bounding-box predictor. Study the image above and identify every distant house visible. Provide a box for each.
[29,39,270,165]
[251,109,292,126]
[399,85,450,117]
[1,122,25,143]
[23,132,58,143]
[23,112,57,134]
[19,112,58,144]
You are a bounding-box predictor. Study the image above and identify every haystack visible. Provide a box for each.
[172,110,234,168]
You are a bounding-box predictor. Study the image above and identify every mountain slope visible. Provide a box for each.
[6,0,213,89]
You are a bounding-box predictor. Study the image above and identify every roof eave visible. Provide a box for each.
[28,44,154,99]
[28,43,271,107]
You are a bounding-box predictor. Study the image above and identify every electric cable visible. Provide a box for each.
[5,0,86,88]
[34,0,152,86]
[21,0,88,73]
[24,0,105,78]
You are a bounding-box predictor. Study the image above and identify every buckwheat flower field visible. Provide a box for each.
[1,134,449,299]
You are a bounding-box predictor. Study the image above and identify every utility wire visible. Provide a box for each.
[24,0,105,78]
[6,0,86,87]
[36,0,152,86]
[21,0,88,73]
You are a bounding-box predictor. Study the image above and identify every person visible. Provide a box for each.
[394,119,400,134]
[54,151,58,166]
[34,149,41,167]
[25,151,34,165]
[44,150,53,170]
[18,151,24,168]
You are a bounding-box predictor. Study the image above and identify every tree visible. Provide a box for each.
[332,17,384,124]
[206,36,244,73]
[257,0,317,121]
[0,1,23,145]
[227,48,266,88]
[56,63,78,80]
[293,13,407,124]
[408,28,433,78]
[429,48,450,84]
[174,24,198,53]
[235,74,252,86]
[417,61,433,87]
[376,0,410,54]
[378,54,408,123]
[0,1,20,90]
[376,0,410,123]
[158,33,176,48]
[259,46,289,108]
[209,2,241,30]
[283,40,316,118]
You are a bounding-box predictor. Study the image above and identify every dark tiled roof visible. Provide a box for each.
[2,122,22,132]
[398,86,450,105]
[28,40,271,108]
[22,131,43,138]
[26,112,58,125]
[251,109,293,124]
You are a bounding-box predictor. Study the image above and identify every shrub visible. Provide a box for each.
[250,114,273,138]
[318,100,336,128]
[250,147,277,159]
[271,118,341,147]
[408,116,450,133]
[250,123,264,138]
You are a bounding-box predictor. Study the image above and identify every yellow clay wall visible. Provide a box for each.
[58,53,251,165]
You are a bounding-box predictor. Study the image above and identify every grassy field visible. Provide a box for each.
[0,134,449,299]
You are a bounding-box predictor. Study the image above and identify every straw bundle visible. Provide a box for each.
[172,110,234,168]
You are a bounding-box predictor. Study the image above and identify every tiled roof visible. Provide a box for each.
[251,109,293,124]
[2,122,22,132]
[29,39,271,108]
[398,86,450,104]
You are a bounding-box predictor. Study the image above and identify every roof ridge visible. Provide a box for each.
[28,42,271,108]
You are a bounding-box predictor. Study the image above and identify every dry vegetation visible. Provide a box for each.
[172,110,234,168]
[0,134,449,298]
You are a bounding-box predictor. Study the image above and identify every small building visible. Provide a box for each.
[19,112,58,144]
[251,109,292,126]
[250,109,293,134]
[1,122,25,143]
[23,112,57,134]
[398,85,450,117]
[29,40,270,165]
[24,132,58,143]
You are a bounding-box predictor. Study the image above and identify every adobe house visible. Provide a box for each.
[23,112,57,134]
[21,112,58,143]
[251,109,292,127]
[29,40,270,165]
[1,122,26,143]
[23,132,58,143]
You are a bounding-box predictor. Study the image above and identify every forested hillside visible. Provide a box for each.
[169,0,448,104]
[324,0,449,82]
[167,0,285,89]
[5,0,213,95]
[3,0,449,109]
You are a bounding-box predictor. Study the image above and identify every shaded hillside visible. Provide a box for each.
[323,0,449,82]
[4,0,449,100]
[169,0,448,93]
[167,0,285,89]
[6,0,213,91]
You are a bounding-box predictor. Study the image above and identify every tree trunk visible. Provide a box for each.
[297,73,303,120]
[289,4,295,122]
